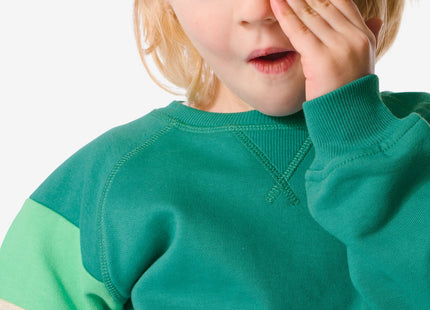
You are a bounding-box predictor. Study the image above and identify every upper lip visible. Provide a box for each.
[246,47,294,62]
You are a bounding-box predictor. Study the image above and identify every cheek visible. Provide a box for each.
[177,12,233,60]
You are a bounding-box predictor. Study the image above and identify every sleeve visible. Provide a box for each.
[0,199,123,310]
[302,74,430,309]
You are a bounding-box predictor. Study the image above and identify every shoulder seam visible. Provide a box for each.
[96,121,176,302]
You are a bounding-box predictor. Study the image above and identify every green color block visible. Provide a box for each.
[0,199,122,309]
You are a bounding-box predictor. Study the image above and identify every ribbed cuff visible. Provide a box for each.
[302,74,401,160]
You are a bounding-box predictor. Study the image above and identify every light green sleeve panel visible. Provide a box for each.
[0,199,123,310]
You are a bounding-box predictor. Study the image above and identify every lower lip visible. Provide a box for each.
[249,52,298,75]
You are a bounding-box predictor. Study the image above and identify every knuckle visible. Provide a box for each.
[299,23,312,34]
[308,0,331,9]
[301,5,319,17]
[278,4,296,18]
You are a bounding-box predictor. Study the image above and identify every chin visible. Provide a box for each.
[259,105,303,117]
[240,79,306,116]
[248,95,305,117]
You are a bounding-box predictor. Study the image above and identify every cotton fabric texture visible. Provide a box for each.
[1,75,429,309]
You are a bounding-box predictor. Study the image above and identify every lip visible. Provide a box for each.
[247,48,298,75]
[246,47,294,62]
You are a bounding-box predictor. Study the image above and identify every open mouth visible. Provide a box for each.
[248,50,297,74]
[256,51,291,61]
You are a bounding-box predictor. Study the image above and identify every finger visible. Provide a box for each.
[299,0,372,44]
[320,0,368,30]
[304,0,376,47]
[303,0,361,32]
[329,0,377,43]
[271,0,323,53]
[285,0,340,44]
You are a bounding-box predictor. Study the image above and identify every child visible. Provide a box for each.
[1,0,429,308]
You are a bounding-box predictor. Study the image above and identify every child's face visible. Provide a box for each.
[168,0,306,116]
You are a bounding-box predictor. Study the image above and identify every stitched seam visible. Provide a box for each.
[265,185,281,203]
[233,129,300,205]
[310,116,423,176]
[234,129,282,176]
[266,137,313,204]
[96,122,175,302]
[154,111,305,133]
[266,177,296,204]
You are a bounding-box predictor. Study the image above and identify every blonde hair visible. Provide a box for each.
[134,0,405,108]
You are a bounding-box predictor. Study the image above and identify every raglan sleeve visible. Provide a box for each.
[0,143,126,309]
[302,74,430,309]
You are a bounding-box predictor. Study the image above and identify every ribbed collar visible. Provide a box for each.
[155,101,307,129]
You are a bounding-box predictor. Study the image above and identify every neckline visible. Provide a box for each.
[155,101,307,129]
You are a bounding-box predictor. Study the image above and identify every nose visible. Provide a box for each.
[238,0,277,26]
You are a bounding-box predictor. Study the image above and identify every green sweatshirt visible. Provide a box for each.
[0,74,429,309]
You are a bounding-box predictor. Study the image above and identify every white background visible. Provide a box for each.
[1,0,429,244]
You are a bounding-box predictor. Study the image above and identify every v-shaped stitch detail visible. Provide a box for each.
[233,129,313,205]
[265,137,313,204]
